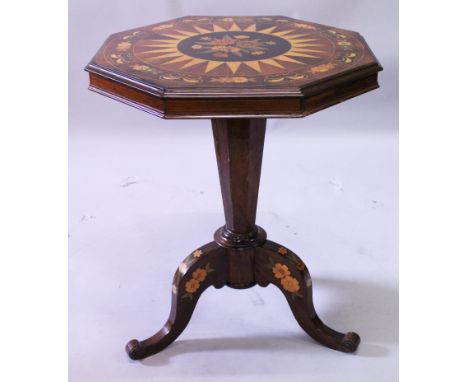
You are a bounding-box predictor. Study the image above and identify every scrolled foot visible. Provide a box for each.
[125,241,226,360]
[126,339,145,360]
[341,332,360,353]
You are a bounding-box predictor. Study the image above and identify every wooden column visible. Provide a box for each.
[211,118,267,288]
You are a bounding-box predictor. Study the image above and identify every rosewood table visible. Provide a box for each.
[85,16,382,360]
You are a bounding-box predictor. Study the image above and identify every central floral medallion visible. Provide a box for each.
[177,31,292,62]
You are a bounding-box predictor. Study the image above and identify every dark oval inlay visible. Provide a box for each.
[177,31,292,62]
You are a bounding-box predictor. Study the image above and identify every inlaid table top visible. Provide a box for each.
[86,16,382,118]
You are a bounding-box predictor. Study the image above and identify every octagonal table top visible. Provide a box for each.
[86,16,382,119]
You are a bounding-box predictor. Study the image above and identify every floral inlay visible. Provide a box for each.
[192,268,207,282]
[100,17,368,87]
[132,64,151,71]
[192,249,203,258]
[278,247,288,255]
[177,32,289,61]
[116,41,132,51]
[185,278,200,294]
[263,73,306,83]
[267,261,303,299]
[132,19,329,79]
[310,63,336,74]
[325,30,358,65]
[295,261,305,271]
[281,275,300,293]
[272,263,290,279]
[182,262,214,300]
[210,76,252,84]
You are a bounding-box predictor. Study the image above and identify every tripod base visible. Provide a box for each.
[126,227,360,360]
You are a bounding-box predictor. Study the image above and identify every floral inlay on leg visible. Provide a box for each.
[278,247,288,255]
[192,249,203,258]
[182,262,214,300]
[266,261,303,299]
[192,268,207,282]
[185,278,200,294]
[280,276,300,293]
[272,263,290,279]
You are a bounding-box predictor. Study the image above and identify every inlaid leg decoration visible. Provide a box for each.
[255,240,360,353]
[126,241,227,360]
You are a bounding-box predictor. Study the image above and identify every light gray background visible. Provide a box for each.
[69,1,398,381]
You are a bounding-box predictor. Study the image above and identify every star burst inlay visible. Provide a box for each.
[134,22,327,75]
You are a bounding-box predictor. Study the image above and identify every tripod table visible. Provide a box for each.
[85,15,382,360]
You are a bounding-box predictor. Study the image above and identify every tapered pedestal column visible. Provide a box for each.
[212,118,267,289]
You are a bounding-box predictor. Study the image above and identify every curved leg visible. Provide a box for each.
[255,240,360,353]
[126,241,227,360]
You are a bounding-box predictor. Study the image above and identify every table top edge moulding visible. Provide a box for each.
[86,15,383,361]
[85,15,382,119]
